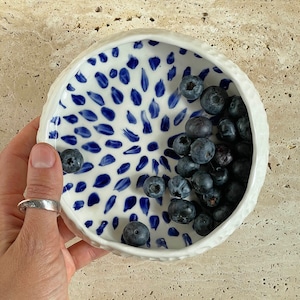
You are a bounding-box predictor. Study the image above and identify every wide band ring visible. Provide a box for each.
[17,199,61,214]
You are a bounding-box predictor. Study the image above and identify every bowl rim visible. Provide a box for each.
[38,28,269,260]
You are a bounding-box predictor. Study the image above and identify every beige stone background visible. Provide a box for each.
[0,0,299,299]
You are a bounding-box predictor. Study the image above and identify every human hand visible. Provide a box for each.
[0,117,107,300]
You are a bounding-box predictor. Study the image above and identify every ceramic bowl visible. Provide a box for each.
[37,28,269,261]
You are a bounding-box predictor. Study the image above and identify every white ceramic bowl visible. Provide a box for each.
[38,28,269,261]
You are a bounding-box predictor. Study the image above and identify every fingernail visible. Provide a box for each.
[31,144,56,168]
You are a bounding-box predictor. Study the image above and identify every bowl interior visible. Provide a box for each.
[39,36,247,252]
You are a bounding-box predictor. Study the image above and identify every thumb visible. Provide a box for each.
[22,143,63,241]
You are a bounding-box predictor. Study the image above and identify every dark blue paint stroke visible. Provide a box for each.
[88,192,100,206]
[96,221,108,235]
[133,41,143,49]
[155,196,163,206]
[155,79,165,97]
[75,181,87,193]
[95,72,109,88]
[213,66,223,73]
[49,131,58,139]
[114,177,131,192]
[99,154,115,166]
[85,220,93,228]
[183,66,191,77]
[104,195,116,214]
[82,141,101,153]
[123,145,141,155]
[167,66,176,81]
[149,56,160,71]
[141,68,149,92]
[190,110,202,118]
[147,142,158,151]
[87,57,97,65]
[136,155,148,171]
[179,48,187,55]
[110,69,118,78]
[63,114,78,124]
[61,135,77,145]
[156,238,168,248]
[75,71,87,83]
[112,47,119,57]
[159,156,171,171]
[130,89,142,106]
[129,213,138,222]
[87,91,105,106]
[112,216,119,229]
[199,68,210,81]
[127,55,139,69]
[111,86,124,104]
[149,215,159,230]
[73,200,84,210]
[149,98,159,118]
[126,110,137,124]
[141,110,152,134]
[117,163,130,175]
[148,40,159,46]
[59,100,67,109]
[93,174,111,188]
[105,139,122,148]
[124,196,137,212]
[67,83,75,91]
[119,67,130,84]
[79,109,98,121]
[168,227,180,236]
[182,233,193,246]
[139,197,150,216]
[99,52,108,62]
[168,88,180,109]
[160,115,170,132]
[94,124,114,135]
[174,108,187,126]
[152,159,159,175]
[166,52,175,64]
[50,116,61,125]
[76,162,94,174]
[194,53,202,58]
[74,127,91,138]
[71,94,85,105]
[101,107,115,121]
[162,211,171,223]
[220,78,232,90]
[63,183,73,193]
[136,174,149,188]
[164,148,181,160]
[123,128,139,142]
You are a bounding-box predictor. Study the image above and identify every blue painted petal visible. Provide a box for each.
[149,98,160,118]
[168,227,180,236]
[194,53,202,58]
[149,56,160,70]
[76,162,94,173]
[75,181,87,193]
[85,220,93,228]
[95,72,109,88]
[162,211,171,223]
[199,68,210,81]
[73,200,84,210]
[136,156,148,171]
[147,142,158,151]
[139,197,150,216]
[50,116,61,125]
[160,115,170,132]
[75,71,87,83]
[166,52,175,64]
[155,197,163,206]
[130,213,138,222]
[124,196,137,212]
[156,238,168,248]
[93,174,111,188]
[59,100,67,108]
[168,88,180,109]
[112,216,119,229]
[63,114,78,124]
[159,156,171,171]
[141,110,152,134]
[127,56,139,69]
[152,159,159,175]
[220,78,232,90]
[49,131,58,139]
[66,83,75,91]
[63,183,73,193]
[126,111,137,124]
[105,139,122,148]
[88,192,100,206]
[79,109,98,121]
[99,52,108,62]
[114,177,131,192]
[74,127,91,138]
[99,154,115,166]
[123,128,139,142]
[61,135,77,145]
[136,174,149,188]
[112,47,119,57]
[111,87,124,104]
[71,94,85,105]
[117,163,130,175]
[119,67,130,84]
[87,57,97,65]
[82,141,101,153]
[101,107,115,121]
[109,69,118,78]
[182,233,193,246]
[164,148,180,160]
[87,91,105,106]
[130,89,142,106]
[94,124,114,135]
[183,66,191,77]
[179,48,187,55]
[96,220,108,235]
[133,41,143,49]
[104,195,116,214]
[123,145,141,155]
[155,79,165,97]
[190,110,203,118]
[149,215,159,230]
[167,66,176,81]
[141,68,149,92]
[174,108,187,126]
[148,40,159,46]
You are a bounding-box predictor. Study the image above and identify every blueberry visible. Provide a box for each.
[200,86,228,115]
[185,116,213,139]
[168,198,197,224]
[172,133,192,156]
[209,166,229,186]
[168,175,191,198]
[213,204,234,222]
[191,171,213,195]
[231,158,251,184]
[236,115,252,142]
[60,149,84,173]
[179,75,204,100]
[190,138,215,164]
[122,221,150,247]
[201,187,222,208]
[193,213,214,236]
[228,96,247,119]
[234,141,253,159]
[213,144,233,167]
[224,181,246,204]
[217,118,237,142]
[176,156,200,178]
[143,176,165,198]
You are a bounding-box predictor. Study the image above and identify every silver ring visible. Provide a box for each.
[17,199,61,214]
